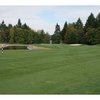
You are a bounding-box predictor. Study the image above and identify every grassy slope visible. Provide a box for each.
[0,44,100,94]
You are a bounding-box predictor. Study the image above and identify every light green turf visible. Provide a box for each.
[0,44,100,94]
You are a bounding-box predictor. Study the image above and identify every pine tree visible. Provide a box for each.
[96,13,100,27]
[84,13,96,31]
[61,22,67,43]
[17,19,22,28]
[22,23,29,29]
[75,18,84,43]
[0,20,7,30]
[54,23,60,34]
[75,18,83,29]
[52,23,61,44]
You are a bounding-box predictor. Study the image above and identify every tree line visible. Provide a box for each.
[0,12,100,45]
[0,19,50,44]
[52,13,100,45]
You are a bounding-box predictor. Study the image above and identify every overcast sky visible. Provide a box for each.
[0,6,100,34]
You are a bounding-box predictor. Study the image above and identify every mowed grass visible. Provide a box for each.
[0,44,100,94]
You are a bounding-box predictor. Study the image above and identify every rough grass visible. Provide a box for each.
[0,44,100,94]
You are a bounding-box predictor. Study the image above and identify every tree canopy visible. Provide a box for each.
[51,12,100,45]
[0,19,50,44]
[0,12,100,45]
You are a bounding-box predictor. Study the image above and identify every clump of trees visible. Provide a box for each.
[0,19,50,44]
[0,13,100,45]
[52,12,100,45]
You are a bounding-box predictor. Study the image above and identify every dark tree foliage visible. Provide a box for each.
[64,23,77,44]
[52,33,62,44]
[61,22,67,43]
[55,23,60,34]
[75,18,83,29]
[0,19,50,44]
[43,32,50,43]
[0,20,8,43]
[96,13,100,27]
[22,23,29,29]
[75,18,84,44]
[95,27,100,44]
[52,23,62,44]
[17,19,22,28]
[83,13,100,45]
[85,28,96,45]
[9,28,14,44]
[54,12,100,45]
[1,12,100,45]
[0,20,7,30]
[84,13,96,32]
[8,24,12,28]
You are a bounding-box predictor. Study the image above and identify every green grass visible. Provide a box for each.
[0,44,100,94]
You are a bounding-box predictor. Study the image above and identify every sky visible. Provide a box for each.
[0,6,100,34]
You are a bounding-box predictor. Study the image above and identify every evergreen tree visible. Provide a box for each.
[84,13,96,31]
[0,12,100,45]
[96,13,100,27]
[84,13,97,44]
[75,18,83,29]
[54,23,60,34]
[0,20,7,30]
[61,22,67,43]
[22,23,29,29]
[17,19,22,28]
[0,20,7,43]
[52,23,62,44]
[95,13,100,44]
[75,18,84,43]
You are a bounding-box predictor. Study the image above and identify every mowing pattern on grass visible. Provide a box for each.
[0,45,100,94]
